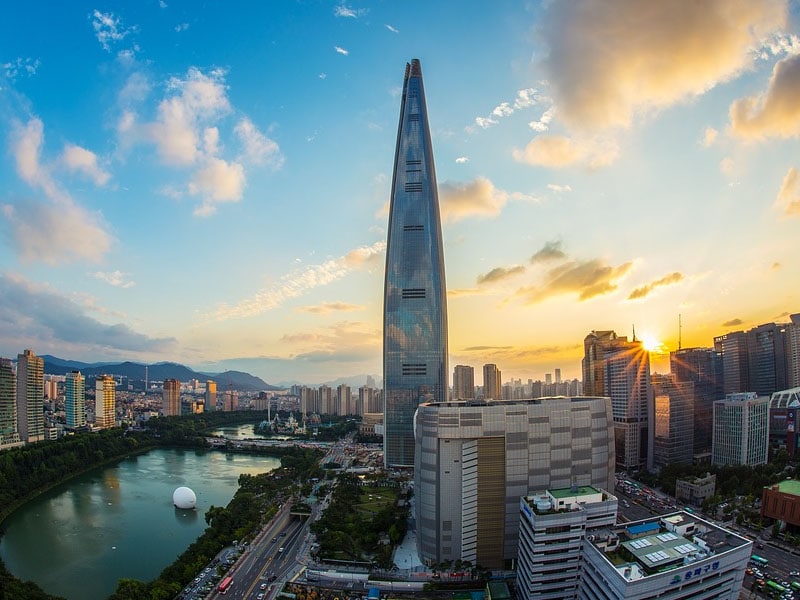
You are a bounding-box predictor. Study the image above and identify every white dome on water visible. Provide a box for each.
[173,486,197,509]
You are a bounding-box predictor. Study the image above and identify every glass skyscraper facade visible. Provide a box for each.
[65,370,86,429]
[383,59,448,467]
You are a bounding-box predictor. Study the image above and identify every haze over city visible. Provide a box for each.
[2,1,799,385]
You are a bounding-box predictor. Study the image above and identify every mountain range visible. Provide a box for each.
[40,355,280,393]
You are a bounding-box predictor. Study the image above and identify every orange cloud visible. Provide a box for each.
[512,135,618,169]
[776,167,800,217]
[519,258,633,303]
[628,272,684,300]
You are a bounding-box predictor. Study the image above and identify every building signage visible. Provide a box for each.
[669,561,720,585]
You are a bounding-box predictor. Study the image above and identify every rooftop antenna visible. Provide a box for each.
[632,324,637,342]
[678,314,682,350]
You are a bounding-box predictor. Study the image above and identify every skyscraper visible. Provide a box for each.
[670,346,723,454]
[162,378,180,416]
[0,358,19,447]
[95,375,116,429]
[383,59,448,467]
[65,370,86,429]
[16,349,44,443]
[712,392,769,466]
[583,331,653,471]
[483,363,502,400]
[205,379,217,411]
[452,365,475,400]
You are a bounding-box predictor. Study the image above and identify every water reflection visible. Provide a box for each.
[174,507,199,526]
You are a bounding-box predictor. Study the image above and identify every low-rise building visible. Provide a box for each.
[675,473,716,507]
[761,479,800,531]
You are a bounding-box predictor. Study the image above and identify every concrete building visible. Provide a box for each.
[482,364,501,400]
[583,331,653,471]
[413,396,615,569]
[94,375,116,429]
[675,473,716,507]
[358,385,379,415]
[516,486,617,600]
[453,365,475,400]
[652,374,694,468]
[162,378,180,416]
[16,349,44,443]
[205,379,217,411]
[0,357,20,447]
[768,387,800,449]
[65,370,86,429]
[336,384,352,415]
[579,512,751,600]
[761,479,800,532]
[711,392,769,466]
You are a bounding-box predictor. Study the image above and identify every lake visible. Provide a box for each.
[0,448,281,599]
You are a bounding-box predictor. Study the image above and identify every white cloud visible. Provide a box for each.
[701,126,719,147]
[334,5,366,18]
[3,57,40,80]
[513,135,619,169]
[776,167,800,217]
[61,144,111,186]
[334,46,349,56]
[174,23,189,32]
[189,158,246,216]
[159,0,167,7]
[455,156,469,164]
[234,118,284,168]
[91,9,133,52]
[473,88,543,130]
[529,106,556,132]
[91,270,136,288]
[542,0,788,131]
[385,24,399,33]
[439,177,511,222]
[319,73,327,80]
[729,53,800,139]
[492,102,514,118]
[720,156,735,176]
[475,116,498,129]
[547,183,572,193]
[202,241,386,322]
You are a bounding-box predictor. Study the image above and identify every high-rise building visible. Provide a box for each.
[670,347,723,454]
[712,392,769,466]
[162,378,180,416]
[555,368,562,384]
[583,331,653,471]
[714,331,749,395]
[482,363,501,400]
[16,349,44,443]
[337,384,352,415]
[517,486,618,600]
[319,385,333,414]
[579,512,751,600]
[205,379,217,411]
[383,59,448,467]
[651,374,694,468]
[788,314,800,388]
[746,322,788,395]
[452,365,475,400]
[414,396,615,569]
[95,375,116,429]
[65,370,86,429]
[358,385,379,415]
[0,358,20,447]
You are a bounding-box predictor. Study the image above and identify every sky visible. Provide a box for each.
[1,1,799,387]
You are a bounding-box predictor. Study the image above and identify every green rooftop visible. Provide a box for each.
[549,485,601,499]
[777,479,800,496]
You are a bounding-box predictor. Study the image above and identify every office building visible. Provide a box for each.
[162,378,180,416]
[452,365,474,400]
[483,364,501,400]
[0,358,20,447]
[675,473,716,507]
[583,331,653,471]
[383,59,448,467]
[65,370,86,429]
[670,347,723,454]
[788,314,800,388]
[788,398,800,458]
[16,349,44,443]
[761,479,800,530]
[651,374,694,468]
[579,512,751,600]
[414,396,615,569]
[714,331,749,395]
[517,486,618,600]
[711,392,768,466]
[95,375,116,429]
[769,387,800,448]
[205,379,217,411]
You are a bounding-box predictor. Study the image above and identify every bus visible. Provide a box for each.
[766,581,785,594]
[218,576,233,594]
[750,555,769,567]
[791,581,800,592]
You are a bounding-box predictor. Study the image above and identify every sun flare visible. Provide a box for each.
[640,333,664,353]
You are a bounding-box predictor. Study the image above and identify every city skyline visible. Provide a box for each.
[2,2,800,385]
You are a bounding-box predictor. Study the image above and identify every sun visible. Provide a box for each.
[639,333,664,353]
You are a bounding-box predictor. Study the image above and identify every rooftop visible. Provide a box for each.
[775,479,800,497]
[550,485,600,499]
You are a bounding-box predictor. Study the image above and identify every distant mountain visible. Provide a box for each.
[295,374,381,389]
[39,355,281,392]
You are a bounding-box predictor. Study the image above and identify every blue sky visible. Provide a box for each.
[1,1,799,386]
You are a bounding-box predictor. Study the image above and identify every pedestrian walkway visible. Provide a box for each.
[392,496,425,571]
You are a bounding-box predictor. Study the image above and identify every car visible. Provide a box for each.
[261,583,267,590]
[272,537,277,543]
[278,547,285,553]
[257,594,265,600]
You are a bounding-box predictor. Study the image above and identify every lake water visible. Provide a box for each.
[0,448,280,600]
